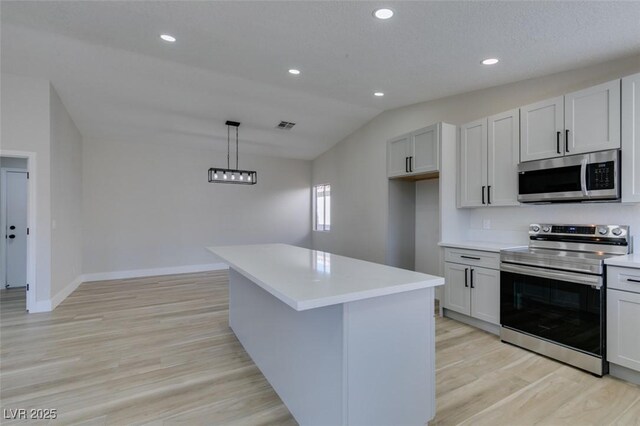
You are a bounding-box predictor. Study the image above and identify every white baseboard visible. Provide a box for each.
[27,263,229,314]
[81,263,229,283]
[28,299,52,313]
[51,275,83,310]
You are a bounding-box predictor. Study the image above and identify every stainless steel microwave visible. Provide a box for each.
[518,149,620,203]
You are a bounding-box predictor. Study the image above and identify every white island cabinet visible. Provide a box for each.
[208,244,444,426]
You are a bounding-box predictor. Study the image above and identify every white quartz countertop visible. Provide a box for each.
[604,253,640,269]
[438,240,527,253]
[207,244,444,311]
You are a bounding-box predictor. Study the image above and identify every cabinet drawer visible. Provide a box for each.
[444,248,499,270]
[607,266,640,293]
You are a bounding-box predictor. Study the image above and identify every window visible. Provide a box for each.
[314,184,331,231]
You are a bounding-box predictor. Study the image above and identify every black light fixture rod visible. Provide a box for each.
[227,125,230,169]
[236,126,239,169]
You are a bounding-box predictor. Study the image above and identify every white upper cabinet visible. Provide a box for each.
[622,72,640,203]
[520,80,621,162]
[487,109,520,206]
[387,123,440,178]
[520,96,564,162]
[412,124,439,174]
[459,119,487,207]
[565,79,621,155]
[459,111,519,208]
[387,135,412,178]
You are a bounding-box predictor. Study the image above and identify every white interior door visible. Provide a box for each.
[5,171,28,288]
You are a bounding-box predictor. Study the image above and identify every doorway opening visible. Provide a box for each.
[0,152,36,312]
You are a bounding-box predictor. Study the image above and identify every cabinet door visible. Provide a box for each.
[459,119,488,207]
[412,124,439,174]
[565,79,620,155]
[607,289,640,371]
[387,135,411,177]
[487,109,519,206]
[470,267,500,325]
[444,263,471,316]
[622,73,640,203]
[520,96,564,162]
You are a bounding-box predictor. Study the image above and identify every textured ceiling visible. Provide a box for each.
[2,1,640,159]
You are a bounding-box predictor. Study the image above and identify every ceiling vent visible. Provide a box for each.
[276,121,296,130]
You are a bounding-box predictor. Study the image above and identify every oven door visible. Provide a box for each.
[500,262,604,356]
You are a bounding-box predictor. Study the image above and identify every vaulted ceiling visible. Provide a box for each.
[2,1,640,159]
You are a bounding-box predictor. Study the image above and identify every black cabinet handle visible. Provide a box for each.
[628,278,640,283]
[556,131,561,154]
[460,255,481,260]
[405,157,408,173]
[482,186,486,204]
[9,235,16,239]
[565,129,570,153]
[9,225,15,230]
[409,156,413,172]
[487,186,492,204]
[464,268,469,287]
[470,269,475,288]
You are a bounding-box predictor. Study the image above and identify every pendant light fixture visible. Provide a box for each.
[208,121,257,185]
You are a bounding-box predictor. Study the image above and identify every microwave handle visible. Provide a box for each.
[580,158,589,197]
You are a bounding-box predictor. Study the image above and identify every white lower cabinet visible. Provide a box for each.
[607,266,640,372]
[444,249,500,325]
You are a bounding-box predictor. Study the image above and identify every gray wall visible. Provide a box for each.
[312,54,640,273]
[1,72,52,302]
[50,85,83,298]
[82,137,312,275]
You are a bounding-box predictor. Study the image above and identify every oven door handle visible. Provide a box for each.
[580,158,589,197]
[501,262,603,288]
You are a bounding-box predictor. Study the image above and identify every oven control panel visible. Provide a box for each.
[529,224,629,239]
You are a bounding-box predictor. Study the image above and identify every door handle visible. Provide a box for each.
[470,269,475,288]
[464,268,469,287]
[580,158,589,196]
[8,235,16,239]
[556,131,561,154]
[565,129,570,153]
[482,186,486,204]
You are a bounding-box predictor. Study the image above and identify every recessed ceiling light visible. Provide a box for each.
[160,34,176,43]
[373,8,394,20]
[288,69,301,75]
[481,58,499,65]
[374,92,385,97]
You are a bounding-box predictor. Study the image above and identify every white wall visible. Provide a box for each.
[50,85,83,301]
[312,54,640,273]
[0,73,52,302]
[82,137,311,275]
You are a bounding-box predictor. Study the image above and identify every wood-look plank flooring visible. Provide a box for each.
[1,271,639,425]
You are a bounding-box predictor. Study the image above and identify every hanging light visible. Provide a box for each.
[208,121,257,185]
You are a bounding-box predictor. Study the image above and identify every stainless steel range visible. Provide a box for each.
[500,224,631,376]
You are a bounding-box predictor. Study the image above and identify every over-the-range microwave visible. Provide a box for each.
[518,149,620,203]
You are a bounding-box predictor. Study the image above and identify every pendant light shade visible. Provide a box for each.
[208,121,257,185]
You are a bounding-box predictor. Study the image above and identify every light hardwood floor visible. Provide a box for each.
[1,271,639,425]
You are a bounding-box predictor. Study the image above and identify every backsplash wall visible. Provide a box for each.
[466,203,640,246]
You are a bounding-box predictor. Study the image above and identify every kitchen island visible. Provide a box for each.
[207,244,444,426]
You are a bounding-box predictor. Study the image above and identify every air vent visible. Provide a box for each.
[276,121,296,130]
